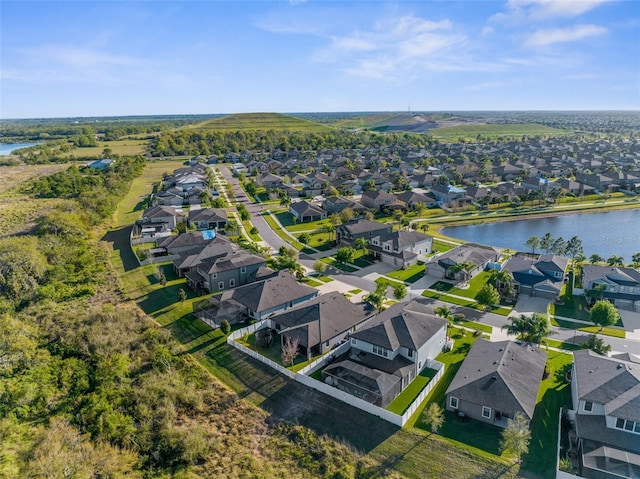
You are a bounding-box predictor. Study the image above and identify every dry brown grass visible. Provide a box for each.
[0,163,70,195]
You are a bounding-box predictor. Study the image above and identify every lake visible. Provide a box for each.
[0,142,42,155]
[441,208,640,260]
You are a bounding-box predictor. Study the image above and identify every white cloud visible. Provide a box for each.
[525,24,607,46]
[491,0,611,23]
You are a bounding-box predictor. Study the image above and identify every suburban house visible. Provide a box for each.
[173,236,236,277]
[189,250,267,293]
[395,190,438,210]
[336,219,392,247]
[360,190,401,212]
[271,292,375,360]
[501,253,569,300]
[430,184,469,207]
[141,205,183,231]
[425,244,500,283]
[581,264,640,312]
[322,300,448,408]
[156,231,213,255]
[445,339,547,427]
[153,187,187,207]
[187,208,228,230]
[568,349,640,479]
[289,200,327,223]
[321,196,368,216]
[203,271,319,323]
[367,230,432,268]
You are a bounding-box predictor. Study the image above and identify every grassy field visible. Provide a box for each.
[185,112,332,132]
[428,123,567,139]
[58,139,149,158]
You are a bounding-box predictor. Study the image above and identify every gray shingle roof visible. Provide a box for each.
[351,300,447,351]
[433,244,499,269]
[340,219,391,236]
[445,339,547,420]
[216,271,317,314]
[273,292,373,348]
[573,349,640,422]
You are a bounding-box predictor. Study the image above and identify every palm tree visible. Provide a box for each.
[525,236,540,255]
[590,253,603,264]
[491,269,515,299]
[606,255,624,267]
[501,313,553,346]
[355,236,368,256]
[434,305,454,323]
[322,224,336,243]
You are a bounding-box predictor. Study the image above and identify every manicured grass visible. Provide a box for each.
[349,288,362,294]
[320,256,358,272]
[387,368,437,414]
[262,212,305,250]
[541,338,581,351]
[387,262,425,283]
[235,331,321,370]
[375,276,405,289]
[242,220,262,241]
[522,351,573,478]
[421,289,512,316]
[465,321,493,334]
[550,294,591,321]
[449,271,493,298]
[551,318,626,338]
[312,274,334,283]
[433,239,457,253]
[299,277,323,287]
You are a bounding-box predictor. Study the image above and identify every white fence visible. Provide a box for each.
[226,321,446,427]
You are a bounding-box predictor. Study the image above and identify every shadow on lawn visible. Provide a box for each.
[102,226,138,272]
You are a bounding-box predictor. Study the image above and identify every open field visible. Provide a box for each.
[428,123,568,139]
[57,139,149,158]
[185,112,333,132]
[0,163,73,236]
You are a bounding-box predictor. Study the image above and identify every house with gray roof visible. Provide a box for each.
[205,271,318,323]
[425,244,500,283]
[187,207,228,230]
[445,339,547,427]
[582,264,640,312]
[367,230,432,268]
[360,190,402,212]
[569,349,640,479]
[186,250,267,294]
[271,292,375,360]
[289,200,327,223]
[322,300,447,408]
[173,236,236,277]
[336,219,391,247]
[502,253,569,300]
[157,231,213,255]
[142,205,183,231]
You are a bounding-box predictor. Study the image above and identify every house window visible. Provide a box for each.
[229,279,235,287]
[218,281,224,290]
[351,338,356,345]
[449,397,458,409]
[614,418,639,434]
[212,273,217,279]
[372,344,389,358]
[384,244,390,251]
[241,267,246,273]
[482,406,492,419]
[584,401,593,412]
[325,341,330,347]
[407,349,413,358]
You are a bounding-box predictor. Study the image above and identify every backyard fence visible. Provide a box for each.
[226,321,446,428]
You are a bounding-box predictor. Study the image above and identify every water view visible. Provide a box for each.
[441,208,640,260]
[0,142,41,155]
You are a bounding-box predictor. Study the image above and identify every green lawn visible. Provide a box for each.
[541,338,581,351]
[387,368,438,414]
[320,256,358,272]
[551,318,626,338]
[549,294,591,321]
[522,351,573,478]
[375,276,405,289]
[421,290,512,316]
[235,331,322,371]
[449,271,493,298]
[349,288,362,294]
[387,262,425,283]
[262,212,305,250]
[311,274,333,283]
[299,277,323,287]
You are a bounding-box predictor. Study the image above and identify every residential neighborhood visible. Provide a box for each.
[127,151,640,479]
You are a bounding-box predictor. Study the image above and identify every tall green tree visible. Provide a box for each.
[525,236,540,255]
[393,283,407,302]
[500,413,531,464]
[590,300,620,331]
[425,403,445,434]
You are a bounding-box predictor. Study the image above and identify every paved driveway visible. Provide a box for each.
[510,296,552,317]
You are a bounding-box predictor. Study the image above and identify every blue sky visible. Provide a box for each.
[1,0,638,118]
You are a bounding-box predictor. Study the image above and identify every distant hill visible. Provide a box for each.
[428,123,567,139]
[184,112,332,132]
